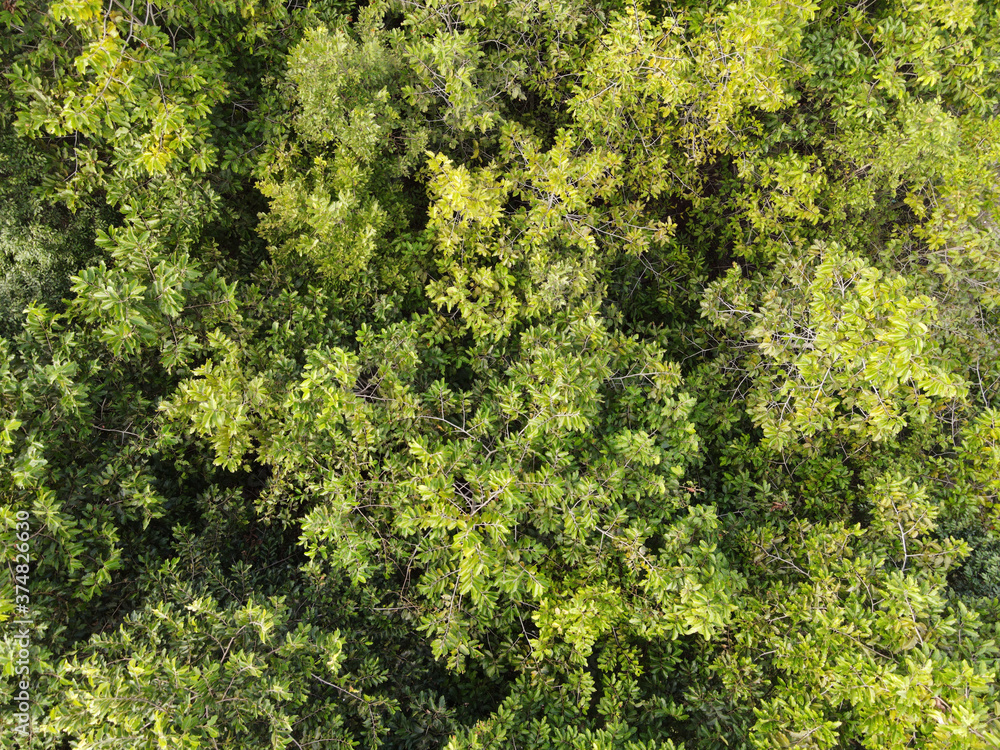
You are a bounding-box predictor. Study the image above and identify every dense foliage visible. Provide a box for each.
[2,0,1000,747]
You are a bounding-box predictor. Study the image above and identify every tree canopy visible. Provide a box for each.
[2,0,1000,748]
